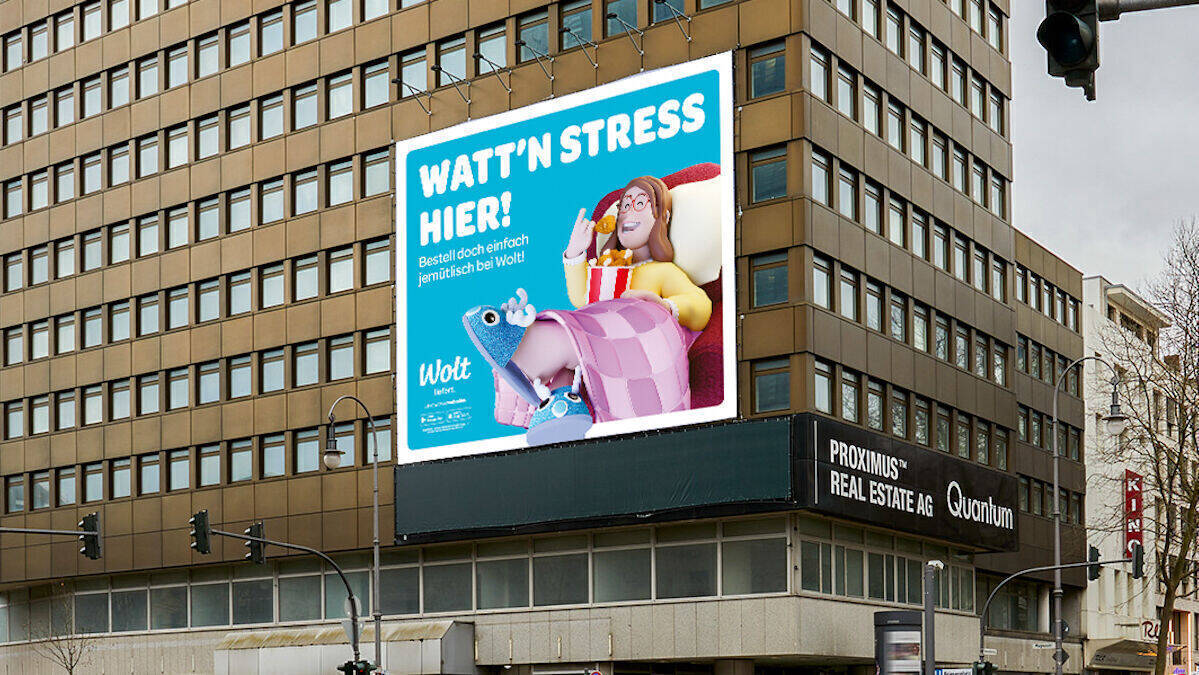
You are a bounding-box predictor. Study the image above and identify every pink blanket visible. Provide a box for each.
[493,298,697,428]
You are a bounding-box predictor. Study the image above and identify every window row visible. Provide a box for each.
[1017,406,1083,462]
[808,253,1009,386]
[2,49,394,149]
[1014,264,1081,333]
[811,358,1010,470]
[1016,335,1080,395]
[2,239,390,366]
[1,0,426,75]
[1,329,391,440]
[809,146,1008,300]
[797,514,975,610]
[1,147,388,268]
[1017,475,1084,525]
[808,46,1008,217]
[4,417,391,514]
[825,0,1006,118]
[0,514,790,642]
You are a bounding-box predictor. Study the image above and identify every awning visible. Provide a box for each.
[1088,638,1181,671]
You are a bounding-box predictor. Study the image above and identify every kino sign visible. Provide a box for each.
[799,415,1019,551]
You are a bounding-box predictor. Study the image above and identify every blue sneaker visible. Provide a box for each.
[463,288,541,406]
[527,386,593,445]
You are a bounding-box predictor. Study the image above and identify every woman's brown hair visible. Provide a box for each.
[610,175,674,262]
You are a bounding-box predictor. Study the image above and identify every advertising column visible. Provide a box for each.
[395,54,736,463]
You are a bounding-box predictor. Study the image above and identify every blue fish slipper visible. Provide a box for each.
[463,288,541,406]
[526,369,593,445]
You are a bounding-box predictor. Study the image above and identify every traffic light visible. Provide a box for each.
[973,660,996,675]
[78,512,101,560]
[244,522,265,564]
[1132,541,1145,579]
[189,510,211,555]
[1087,544,1101,581]
[337,660,376,674]
[1036,0,1100,99]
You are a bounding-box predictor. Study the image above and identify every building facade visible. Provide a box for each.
[0,0,1092,673]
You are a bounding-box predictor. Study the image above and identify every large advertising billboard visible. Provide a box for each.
[396,54,736,463]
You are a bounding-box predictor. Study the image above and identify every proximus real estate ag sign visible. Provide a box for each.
[796,415,1019,551]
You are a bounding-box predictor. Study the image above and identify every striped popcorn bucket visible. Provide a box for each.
[586,264,634,304]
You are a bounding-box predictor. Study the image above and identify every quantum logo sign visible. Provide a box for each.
[945,481,1014,529]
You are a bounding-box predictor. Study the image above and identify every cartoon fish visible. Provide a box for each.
[462,288,540,406]
[526,369,593,445]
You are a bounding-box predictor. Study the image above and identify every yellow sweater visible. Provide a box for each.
[564,257,713,332]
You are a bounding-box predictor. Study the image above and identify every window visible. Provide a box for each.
[294,255,319,300]
[111,300,131,340]
[839,268,858,321]
[991,173,1006,218]
[973,335,987,378]
[908,24,925,72]
[863,180,882,234]
[811,149,830,206]
[328,160,354,205]
[890,294,906,342]
[262,434,285,477]
[954,326,969,370]
[840,370,859,423]
[328,72,353,118]
[166,125,188,168]
[5,477,21,512]
[885,6,902,56]
[365,0,388,20]
[813,255,832,309]
[931,132,948,181]
[111,379,131,419]
[55,87,75,126]
[329,335,355,380]
[229,271,252,314]
[909,118,926,166]
[956,415,970,459]
[140,454,160,494]
[199,445,220,486]
[229,188,251,232]
[295,429,320,473]
[976,422,990,464]
[836,65,856,119]
[137,293,159,335]
[970,75,985,119]
[31,321,49,359]
[260,179,285,224]
[913,304,929,352]
[260,263,285,307]
[167,450,190,491]
[32,471,50,509]
[260,94,284,139]
[139,374,160,414]
[887,198,905,247]
[4,328,20,365]
[911,211,928,259]
[197,115,219,158]
[930,42,947,89]
[863,82,881,136]
[137,135,158,177]
[809,46,829,102]
[886,102,904,152]
[891,390,907,438]
[111,459,131,499]
[972,160,987,205]
[399,49,426,96]
[4,253,22,290]
[30,22,48,61]
[294,341,319,386]
[30,246,48,284]
[30,171,48,211]
[864,281,883,331]
[750,42,785,99]
[837,166,857,220]
[751,252,788,307]
[2,33,21,72]
[331,422,355,467]
[198,361,220,404]
[750,147,787,203]
[56,391,75,429]
[82,153,102,194]
[560,0,592,49]
[363,150,390,198]
[167,47,187,88]
[198,279,219,321]
[363,60,389,108]
[137,56,159,98]
[993,344,1006,385]
[3,106,21,145]
[753,358,790,413]
[294,170,318,214]
[862,0,880,36]
[953,235,968,282]
[229,355,252,398]
[973,248,987,293]
[162,367,188,410]
[260,9,284,55]
[197,33,218,77]
[4,403,22,439]
[228,104,251,149]
[914,398,930,446]
[989,89,1004,134]
[83,463,103,501]
[437,37,466,86]
[476,23,507,77]
[951,59,967,106]
[294,0,317,43]
[4,180,21,219]
[228,21,251,66]
[82,309,102,347]
[261,348,285,392]
[814,360,833,414]
[952,147,967,193]
[138,0,157,19]
[328,0,352,32]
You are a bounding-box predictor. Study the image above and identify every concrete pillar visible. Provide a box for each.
[715,658,755,675]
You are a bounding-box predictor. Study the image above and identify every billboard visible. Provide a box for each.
[396,54,735,463]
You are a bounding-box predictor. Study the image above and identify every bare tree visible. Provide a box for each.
[26,583,96,675]
[1092,219,1199,675]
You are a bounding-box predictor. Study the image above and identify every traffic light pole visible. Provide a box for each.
[978,555,1133,667]
[208,527,364,664]
[0,512,102,560]
[1097,0,1199,21]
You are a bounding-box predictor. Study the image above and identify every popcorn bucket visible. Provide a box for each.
[586,264,634,303]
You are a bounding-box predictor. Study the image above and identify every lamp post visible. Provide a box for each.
[1050,356,1128,675]
[325,396,384,671]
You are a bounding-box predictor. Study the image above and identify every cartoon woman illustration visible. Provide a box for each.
[463,175,712,443]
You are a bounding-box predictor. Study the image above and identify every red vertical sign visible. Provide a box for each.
[1125,469,1144,554]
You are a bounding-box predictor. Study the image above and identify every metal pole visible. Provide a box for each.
[328,395,383,671]
[1098,0,1199,20]
[924,561,943,675]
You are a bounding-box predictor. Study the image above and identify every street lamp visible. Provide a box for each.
[1050,357,1125,675]
[325,396,384,672]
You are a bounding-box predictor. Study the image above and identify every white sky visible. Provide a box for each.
[1010,2,1199,287]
